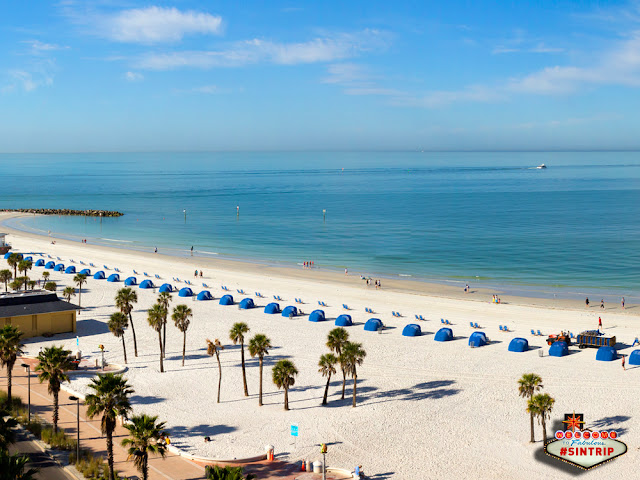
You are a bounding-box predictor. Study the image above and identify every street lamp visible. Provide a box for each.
[69,395,80,461]
[321,443,327,480]
[20,363,31,423]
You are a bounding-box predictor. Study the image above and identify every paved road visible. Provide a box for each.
[8,428,72,480]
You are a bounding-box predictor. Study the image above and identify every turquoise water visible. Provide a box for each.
[1,151,639,297]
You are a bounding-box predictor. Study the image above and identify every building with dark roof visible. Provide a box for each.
[0,291,77,338]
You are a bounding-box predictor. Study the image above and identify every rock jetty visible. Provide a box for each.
[2,208,123,217]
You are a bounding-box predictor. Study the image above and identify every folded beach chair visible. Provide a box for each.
[256,292,264,298]
[530,329,536,335]
[499,325,504,331]
[446,319,452,325]
[441,319,446,324]
[144,272,150,277]
[133,270,139,275]
[155,274,160,279]
[79,261,86,265]
[537,330,543,336]
[57,257,62,261]
[632,337,640,347]
[90,263,96,267]
[343,304,349,310]
[104,265,109,270]
[471,321,476,328]
[474,322,480,329]
[221,286,228,291]
[202,283,209,288]
[419,315,425,321]
[415,315,420,320]
[70,259,75,263]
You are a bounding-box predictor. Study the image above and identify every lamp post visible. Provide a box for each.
[20,363,30,423]
[69,395,80,461]
[321,443,327,480]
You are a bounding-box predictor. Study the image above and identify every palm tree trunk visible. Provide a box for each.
[78,286,82,308]
[541,415,547,444]
[352,371,357,408]
[182,331,186,367]
[341,368,346,400]
[163,317,167,358]
[258,358,263,406]
[241,343,248,396]
[6,366,12,406]
[129,312,138,357]
[106,428,115,480]
[53,390,59,433]
[158,331,164,373]
[529,411,535,443]
[121,335,127,364]
[143,453,148,480]
[216,353,222,403]
[284,386,289,411]
[322,373,331,405]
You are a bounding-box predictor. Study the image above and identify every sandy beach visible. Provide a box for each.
[1,213,638,479]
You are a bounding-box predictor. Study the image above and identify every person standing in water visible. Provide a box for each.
[585,297,589,308]
[191,246,194,256]
[622,297,625,309]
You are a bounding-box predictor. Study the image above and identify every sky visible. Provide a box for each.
[2,0,640,152]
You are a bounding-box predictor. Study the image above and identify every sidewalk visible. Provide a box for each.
[1,361,349,480]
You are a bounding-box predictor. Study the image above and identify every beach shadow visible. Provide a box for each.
[361,380,461,405]
[450,336,468,341]
[615,342,634,350]
[533,445,586,477]
[131,394,167,405]
[368,472,395,480]
[588,415,631,436]
[168,424,237,447]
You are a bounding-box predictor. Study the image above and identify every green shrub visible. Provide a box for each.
[40,426,77,450]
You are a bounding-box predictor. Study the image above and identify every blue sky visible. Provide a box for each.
[2,0,640,151]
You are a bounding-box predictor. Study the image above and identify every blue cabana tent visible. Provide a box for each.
[596,346,617,362]
[240,298,255,309]
[364,318,383,331]
[93,271,105,280]
[124,276,137,286]
[508,338,529,353]
[24,256,32,262]
[629,350,640,366]
[139,280,154,289]
[197,290,214,301]
[65,266,76,274]
[54,264,65,272]
[178,287,194,297]
[35,259,45,266]
[335,314,352,327]
[4,253,22,260]
[107,274,120,282]
[282,306,298,317]
[434,328,453,342]
[45,261,55,269]
[80,268,91,275]
[309,310,326,322]
[219,294,234,305]
[549,341,569,357]
[264,302,280,314]
[402,324,422,337]
[159,283,174,293]
[469,331,487,347]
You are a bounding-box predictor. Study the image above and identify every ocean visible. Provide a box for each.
[1,151,639,299]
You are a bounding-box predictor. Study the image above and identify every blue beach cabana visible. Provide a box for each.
[197,290,214,301]
[107,274,120,282]
[64,266,76,274]
[45,261,55,269]
[93,271,105,280]
[434,327,453,342]
[4,253,22,260]
[309,310,326,322]
[364,318,383,331]
[139,280,154,289]
[80,268,91,276]
[124,276,137,286]
[596,346,617,362]
[469,331,487,347]
[159,283,174,293]
[219,294,234,305]
[35,259,45,267]
[402,324,422,337]
[264,302,280,314]
[335,314,352,327]
[178,287,194,297]
[23,256,32,262]
[508,338,529,353]
[282,306,298,317]
[240,298,255,309]
[54,264,65,272]
[549,341,569,357]
[629,350,640,366]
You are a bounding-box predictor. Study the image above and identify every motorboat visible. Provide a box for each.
[536,164,547,169]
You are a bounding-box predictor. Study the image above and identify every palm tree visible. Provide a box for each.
[341,342,366,407]
[9,279,23,292]
[272,360,298,411]
[116,288,139,357]
[27,280,36,290]
[121,414,167,480]
[0,325,24,407]
[327,327,349,399]
[205,465,256,480]
[73,273,87,307]
[18,260,32,289]
[35,346,73,433]
[0,269,12,292]
[528,393,555,444]
[109,312,129,364]
[157,292,172,357]
[6,253,20,279]
[0,406,18,450]
[85,374,134,480]
[248,334,271,406]
[229,322,250,396]
[147,303,166,373]
[42,270,50,283]
[318,353,337,405]
[518,373,543,443]
[0,451,39,479]
[171,304,192,367]
[62,286,76,303]
[44,281,57,292]
[206,339,224,403]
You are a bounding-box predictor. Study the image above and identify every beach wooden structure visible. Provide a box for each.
[0,291,77,338]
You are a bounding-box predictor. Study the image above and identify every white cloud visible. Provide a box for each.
[394,85,505,108]
[124,71,144,82]
[3,68,53,93]
[101,6,223,44]
[22,40,69,54]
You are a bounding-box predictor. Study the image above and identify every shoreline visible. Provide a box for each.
[0,212,635,312]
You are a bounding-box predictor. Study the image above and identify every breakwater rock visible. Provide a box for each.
[2,208,123,217]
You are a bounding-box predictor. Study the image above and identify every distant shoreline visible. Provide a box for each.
[1,208,123,217]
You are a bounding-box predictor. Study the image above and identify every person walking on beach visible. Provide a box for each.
[622,355,626,370]
[585,297,589,308]
[191,246,194,256]
[345,268,348,275]
[154,247,158,253]
[200,270,203,277]
[621,297,625,309]
[600,299,605,309]
[598,317,602,329]
[194,270,198,278]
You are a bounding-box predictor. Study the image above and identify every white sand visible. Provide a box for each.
[4,226,639,479]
